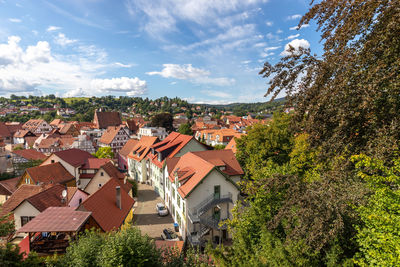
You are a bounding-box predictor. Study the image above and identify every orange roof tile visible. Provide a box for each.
[0,185,44,218]
[99,125,124,144]
[0,177,20,195]
[25,162,75,185]
[81,158,111,169]
[12,149,46,161]
[169,150,242,198]
[93,111,122,129]
[119,139,139,158]
[128,136,158,162]
[79,179,134,231]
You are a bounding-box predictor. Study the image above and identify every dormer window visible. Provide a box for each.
[219,166,226,171]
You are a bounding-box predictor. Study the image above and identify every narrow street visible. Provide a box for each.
[132,183,176,239]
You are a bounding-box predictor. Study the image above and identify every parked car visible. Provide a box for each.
[161,228,179,241]
[156,203,168,216]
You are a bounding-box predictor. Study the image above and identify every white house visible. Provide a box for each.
[127,136,158,183]
[164,150,243,246]
[146,132,207,200]
[138,127,168,140]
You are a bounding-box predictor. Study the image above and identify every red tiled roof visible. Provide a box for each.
[81,158,111,169]
[119,139,139,158]
[125,119,139,133]
[50,119,63,127]
[191,150,244,176]
[101,162,125,180]
[59,123,77,135]
[17,207,91,233]
[99,126,124,145]
[0,177,20,196]
[93,111,122,129]
[12,149,46,161]
[36,136,75,149]
[0,185,44,218]
[22,119,47,132]
[23,184,67,212]
[79,179,134,231]
[25,136,39,148]
[53,148,95,167]
[0,121,11,137]
[128,136,158,162]
[169,150,242,198]
[25,162,75,185]
[13,129,34,138]
[148,132,198,168]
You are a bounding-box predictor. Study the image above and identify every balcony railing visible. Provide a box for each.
[188,192,233,222]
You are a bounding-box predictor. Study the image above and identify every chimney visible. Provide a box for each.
[116,186,121,209]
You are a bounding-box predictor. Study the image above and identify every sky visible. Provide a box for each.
[0,0,323,104]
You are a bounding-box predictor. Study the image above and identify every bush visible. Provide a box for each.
[128,179,138,197]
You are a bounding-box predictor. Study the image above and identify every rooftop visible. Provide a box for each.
[17,207,91,233]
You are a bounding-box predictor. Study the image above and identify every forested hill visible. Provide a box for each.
[0,95,286,123]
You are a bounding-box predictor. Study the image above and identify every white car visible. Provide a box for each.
[156,203,168,216]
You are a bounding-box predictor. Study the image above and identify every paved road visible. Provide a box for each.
[132,183,176,240]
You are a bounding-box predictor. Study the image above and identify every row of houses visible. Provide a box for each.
[125,131,244,246]
[0,148,135,254]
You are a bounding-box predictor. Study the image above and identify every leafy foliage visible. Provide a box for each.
[178,123,193,135]
[352,155,400,266]
[151,113,174,132]
[0,243,43,267]
[0,204,14,237]
[93,147,114,159]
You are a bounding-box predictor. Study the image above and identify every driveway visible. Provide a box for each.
[133,183,176,239]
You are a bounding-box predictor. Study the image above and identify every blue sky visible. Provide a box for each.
[0,0,322,104]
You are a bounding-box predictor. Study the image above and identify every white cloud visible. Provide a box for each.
[0,36,145,97]
[241,60,251,64]
[265,20,273,26]
[281,39,310,56]
[254,42,266,48]
[260,52,274,58]
[54,33,77,46]
[287,14,302,20]
[264,46,280,52]
[125,0,268,37]
[201,90,232,98]
[114,62,134,68]
[147,64,235,86]
[47,26,62,32]
[64,88,87,97]
[90,77,147,96]
[290,24,309,30]
[9,18,22,23]
[286,33,300,40]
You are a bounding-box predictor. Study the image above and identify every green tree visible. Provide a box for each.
[151,113,174,132]
[0,243,43,267]
[0,205,14,237]
[98,227,161,267]
[178,123,193,135]
[352,154,400,266]
[93,147,114,159]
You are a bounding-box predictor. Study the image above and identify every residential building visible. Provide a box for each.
[78,158,111,189]
[225,134,244,154]
[195,128,240,146]
[77,178,135,232]
[33,135,76,154]
[147,132,207,200]
[138,126,168,140]
[164,150,243,245]
[18,162,76,187]
[58,123,79,137]
[13,130,36,145]
[93,110,122,129]
[41,148,95,182]
[127,136,158,183]
[98,125,130,155]
[0,177,19,204]
[22,119,52,134]
[84,161,129,195]
[71,134,96,154]
[118,139,139,171]
[11,149,47,175]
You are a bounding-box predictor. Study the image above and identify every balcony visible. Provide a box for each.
[188,192,233,223]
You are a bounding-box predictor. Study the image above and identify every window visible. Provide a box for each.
[100,172,104,176]
[51,160,55,163]
[98,184,102,188]
[21,216,35,226]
